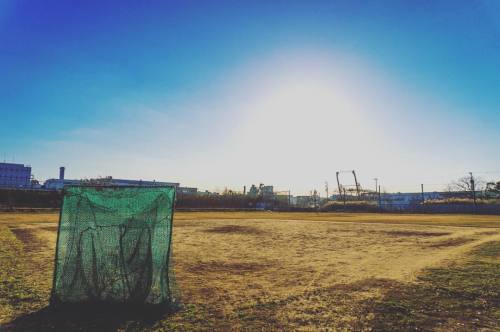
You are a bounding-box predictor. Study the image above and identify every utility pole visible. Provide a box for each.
[469,172,477,210]
[421,184,425,212]
[421,184,425,203]
[313,189,318,209]
[336,172,342,201]
[373,178,378,193]
[378,185,382,211]
[325,181,329,200]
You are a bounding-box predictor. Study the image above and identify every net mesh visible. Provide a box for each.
[51,186,178,306]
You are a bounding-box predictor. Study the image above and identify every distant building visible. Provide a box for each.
[294,195,313,208]
[0,162,31,188]
[197,190,218,196]
[248,184,259,197]
[261,185,274,198]
[380,192,444,208]
[43,178,82,190]
[44,178,179,190]
[247,183,275,198]
[105,178,179,188]
[177,187,198,195]
[275,192,291,204]
[43,167,180,190]
[43,166,77,190]
[30,179,42,189]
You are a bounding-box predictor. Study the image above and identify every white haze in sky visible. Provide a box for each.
[31,49,500,194]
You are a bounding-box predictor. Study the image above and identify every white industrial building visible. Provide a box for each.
[43,166,188,192]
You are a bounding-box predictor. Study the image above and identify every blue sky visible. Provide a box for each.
[1,0,500,193]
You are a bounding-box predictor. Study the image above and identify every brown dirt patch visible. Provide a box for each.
[39,226,58,232]
[477,231,498,236]
[174,221,206,228]
[187,261,271,274]
[381,230,451,237]
[8,228,43,252]
[326,228,356,233]
[428,237,475,248]
[204,225,263,235]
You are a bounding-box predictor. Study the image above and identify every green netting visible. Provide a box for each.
[51,185,178,307]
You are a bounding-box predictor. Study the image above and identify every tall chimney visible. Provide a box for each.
[59,166,65,180]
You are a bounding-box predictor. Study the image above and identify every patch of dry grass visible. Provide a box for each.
[203,225,264,234]
[2,210,500,227]
[0,211,499,330]
[176,211,500,228]
[380,230,451,237]
[428,237,476,248]
[369,241,500,331]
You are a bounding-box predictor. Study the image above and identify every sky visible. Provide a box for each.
[1,0,500,194]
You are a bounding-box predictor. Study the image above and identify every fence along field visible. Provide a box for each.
[3,187,500,214]
[0,211,499,330]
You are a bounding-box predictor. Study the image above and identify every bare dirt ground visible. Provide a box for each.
[0,212,499,331]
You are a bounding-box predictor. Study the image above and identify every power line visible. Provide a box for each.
[473,170,500,175]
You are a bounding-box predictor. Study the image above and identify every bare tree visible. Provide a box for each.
[447,176,486,192]
[486,181,500,195]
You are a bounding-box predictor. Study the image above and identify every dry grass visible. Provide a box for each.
[428,237,476,248]
[0,211,499,331]
[175,211,500,227]
[2,210,500,227]
[380,230,451,237]
[203,225,264,234]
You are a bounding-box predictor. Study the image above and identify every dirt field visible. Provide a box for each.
[0,212,499,331]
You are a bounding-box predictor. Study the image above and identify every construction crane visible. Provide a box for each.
[336,170,361,200]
